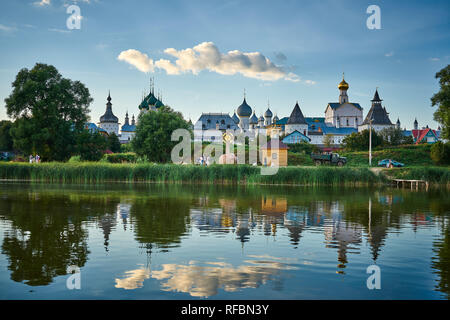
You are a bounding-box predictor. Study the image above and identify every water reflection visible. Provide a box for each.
[150,256,299,298]
[0,183,449,299]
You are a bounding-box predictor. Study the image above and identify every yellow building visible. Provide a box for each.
[260,141,288,167]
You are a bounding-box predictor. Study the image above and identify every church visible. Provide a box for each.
[194,75,399,148]
[87,79,166,144]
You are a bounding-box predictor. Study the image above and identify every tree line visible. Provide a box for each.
[0,63,191,163]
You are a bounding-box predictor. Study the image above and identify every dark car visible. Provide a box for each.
[378,159,404,168]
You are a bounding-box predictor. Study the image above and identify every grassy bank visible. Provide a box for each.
[341,144,433,167]
[0,162,386,186]
[384,166,450,185]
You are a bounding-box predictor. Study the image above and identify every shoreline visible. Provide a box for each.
[0,162,449,186]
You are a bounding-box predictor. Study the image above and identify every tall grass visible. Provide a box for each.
[0,162,389,186]
[388,167,450,185]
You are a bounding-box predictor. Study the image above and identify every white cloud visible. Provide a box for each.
[48,28,71,33]
[118,42,302,82]
[429,57,440,61]
[118,49,155,73]
[385,51,394,57]
[304,79,316,85]
[34,0,51,6]
[0,24,17,32]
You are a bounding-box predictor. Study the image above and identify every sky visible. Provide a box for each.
[0,0,449,129]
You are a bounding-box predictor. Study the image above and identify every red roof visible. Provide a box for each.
[261,140,289,150]
[413,128,437,144]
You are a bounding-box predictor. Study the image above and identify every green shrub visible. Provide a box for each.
[102,153,138,164]
[430,141,450,165]
[68,155,82,163]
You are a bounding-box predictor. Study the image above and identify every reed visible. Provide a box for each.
[0,162,394,186]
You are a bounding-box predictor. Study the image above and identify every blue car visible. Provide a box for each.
[378,159,404,167]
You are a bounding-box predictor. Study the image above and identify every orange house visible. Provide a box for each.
[260,141,289,167]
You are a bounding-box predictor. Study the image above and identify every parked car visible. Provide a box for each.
[0,151,13,161]
[378,159,404,168]
[311,152,347,166]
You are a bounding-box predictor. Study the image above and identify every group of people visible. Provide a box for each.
[29,154,40,163]
[197,155,212,166]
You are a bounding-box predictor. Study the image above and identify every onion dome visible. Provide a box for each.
[338,79,349,91]
[139,97,149,110]
[100,92,119,123]
[273,115,279,123]
[264,108,273,118]
[250,112,258,124]
[146,92,158,106]
[237,98,252,117]
[258,115,264,122]
[414,118,418,125]
[338,73,349,91]
[232,111,240,124]
[155,99,164,108]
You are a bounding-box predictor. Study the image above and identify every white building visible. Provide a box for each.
[324,76,363,128]
[98,93,119,136]
[358,89,395,132]
[119,112,136,143]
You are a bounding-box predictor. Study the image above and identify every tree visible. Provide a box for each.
[75,130,107,161]
[431,65,450,141]
[4,63,92,161]
[107,133,121,153]
[323,134,334,148]
[0,120,14,151]
[379,127,412,146]
[342,129,383,151]
[430,141,450,165]
[287,141,319,154]
[132,107,191,162]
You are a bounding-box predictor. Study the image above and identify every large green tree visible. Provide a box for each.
[342,129,383,151]
[132,106,191,162]
[75,129,107,161]
[431,65,450,140]
[379,127,413,146]
[4,63,92,161]
[0,120,14,151]
[107,132,121,153]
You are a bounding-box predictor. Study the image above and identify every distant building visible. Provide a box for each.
[120,112,136,143]
[285,102,308,136]
[412,128,440,144]
[98,92,119,136]
[325,75,363,129]
[282,130,311,144]
[358,89,394,132]
[261,140,289,167]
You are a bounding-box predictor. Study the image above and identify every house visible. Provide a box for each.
[412,128,439,144]
[260,140,289,167]
[282,130,311,144]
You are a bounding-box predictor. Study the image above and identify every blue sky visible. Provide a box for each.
[0,0,449,129]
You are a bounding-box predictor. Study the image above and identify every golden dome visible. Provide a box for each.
[338,78,349,90]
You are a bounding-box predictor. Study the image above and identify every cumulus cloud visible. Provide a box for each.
[117,42,302,82]
[274,52,287,62]
[117,49,155,73]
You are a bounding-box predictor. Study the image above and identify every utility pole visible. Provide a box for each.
[369,118,373,167]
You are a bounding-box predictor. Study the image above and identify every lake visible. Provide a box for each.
[0,182,448,300]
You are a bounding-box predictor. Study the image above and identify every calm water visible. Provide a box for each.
[0,182,448,300]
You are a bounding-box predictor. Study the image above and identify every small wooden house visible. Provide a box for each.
[261,140,289,167]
